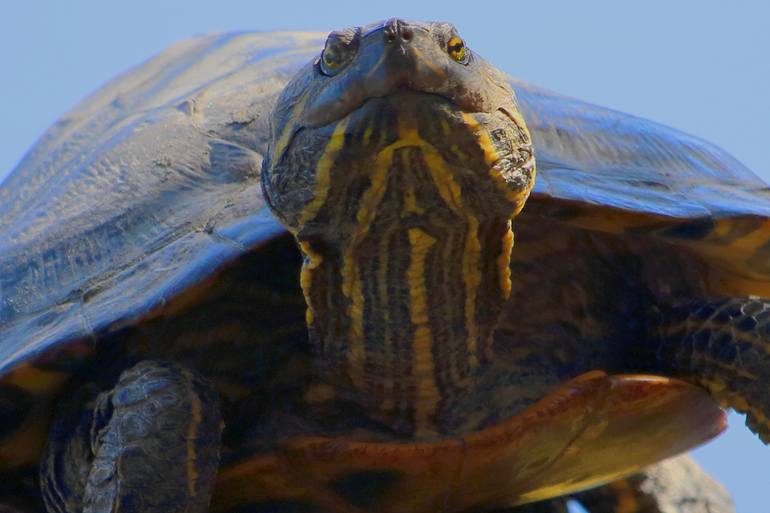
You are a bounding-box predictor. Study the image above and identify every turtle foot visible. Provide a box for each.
[41,361,222,513]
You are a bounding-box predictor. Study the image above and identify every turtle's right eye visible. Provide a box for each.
[319,28,360,76]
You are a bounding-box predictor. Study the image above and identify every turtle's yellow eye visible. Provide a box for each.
[447,36,466,63]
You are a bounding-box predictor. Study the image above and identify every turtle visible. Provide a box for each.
[0,17,766,513]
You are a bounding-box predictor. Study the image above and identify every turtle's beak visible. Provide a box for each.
[376,18,446,89]
[301,19,444,127]
[300,19,510,128]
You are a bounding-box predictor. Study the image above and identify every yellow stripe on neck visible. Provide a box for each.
[296,117,350,227]
[407,227,440,436]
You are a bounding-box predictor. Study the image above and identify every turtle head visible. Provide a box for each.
[262,19,535,436]
[262,19,535,233]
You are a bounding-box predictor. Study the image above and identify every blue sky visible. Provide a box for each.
[1,1,767,511]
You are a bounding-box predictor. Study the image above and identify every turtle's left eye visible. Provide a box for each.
[320,29,360,76]
[447,35,467,63]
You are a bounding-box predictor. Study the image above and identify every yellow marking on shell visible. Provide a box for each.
[407,228,440,436]
[296,118,350,227]
[272,93,311,163]
[498,221,514,299]
[186,377,203,497]
[463,215,482,368]
[299,240,324,326]
[460,111,534,208]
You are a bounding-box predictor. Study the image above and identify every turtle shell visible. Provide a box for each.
[0,32,325,375]
[515,77,770,295]
[3,32,768,378]
[0,30,762,508]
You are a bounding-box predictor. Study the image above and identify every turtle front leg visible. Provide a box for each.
[40,361,222,513]
[643,296,770,443]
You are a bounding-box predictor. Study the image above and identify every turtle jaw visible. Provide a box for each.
[299,19,521,129]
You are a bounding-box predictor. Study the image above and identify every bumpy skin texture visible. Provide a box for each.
[41,361,222,513]
[40,385,97,512]
[646,297,770,443]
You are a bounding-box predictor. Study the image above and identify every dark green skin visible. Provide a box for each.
[1,17,768,513]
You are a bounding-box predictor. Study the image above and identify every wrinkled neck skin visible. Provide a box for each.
[264,93,534,437]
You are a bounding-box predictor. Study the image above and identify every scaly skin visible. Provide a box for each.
[645,297,770,443]
[41,362,222,513]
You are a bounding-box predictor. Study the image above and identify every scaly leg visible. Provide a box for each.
[40,361,222,513]
[644,297,770,442]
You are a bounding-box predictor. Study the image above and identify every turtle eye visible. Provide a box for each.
[447,35,467,63]
[320,28,360,76]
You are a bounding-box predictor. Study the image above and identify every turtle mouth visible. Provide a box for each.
[308,88,472,129]
[301,71,509,128]
[322,88,512,135]
[279,90,518,172]
[282,90,474,159]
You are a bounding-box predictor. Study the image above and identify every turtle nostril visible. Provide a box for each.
[384,19,412,44]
